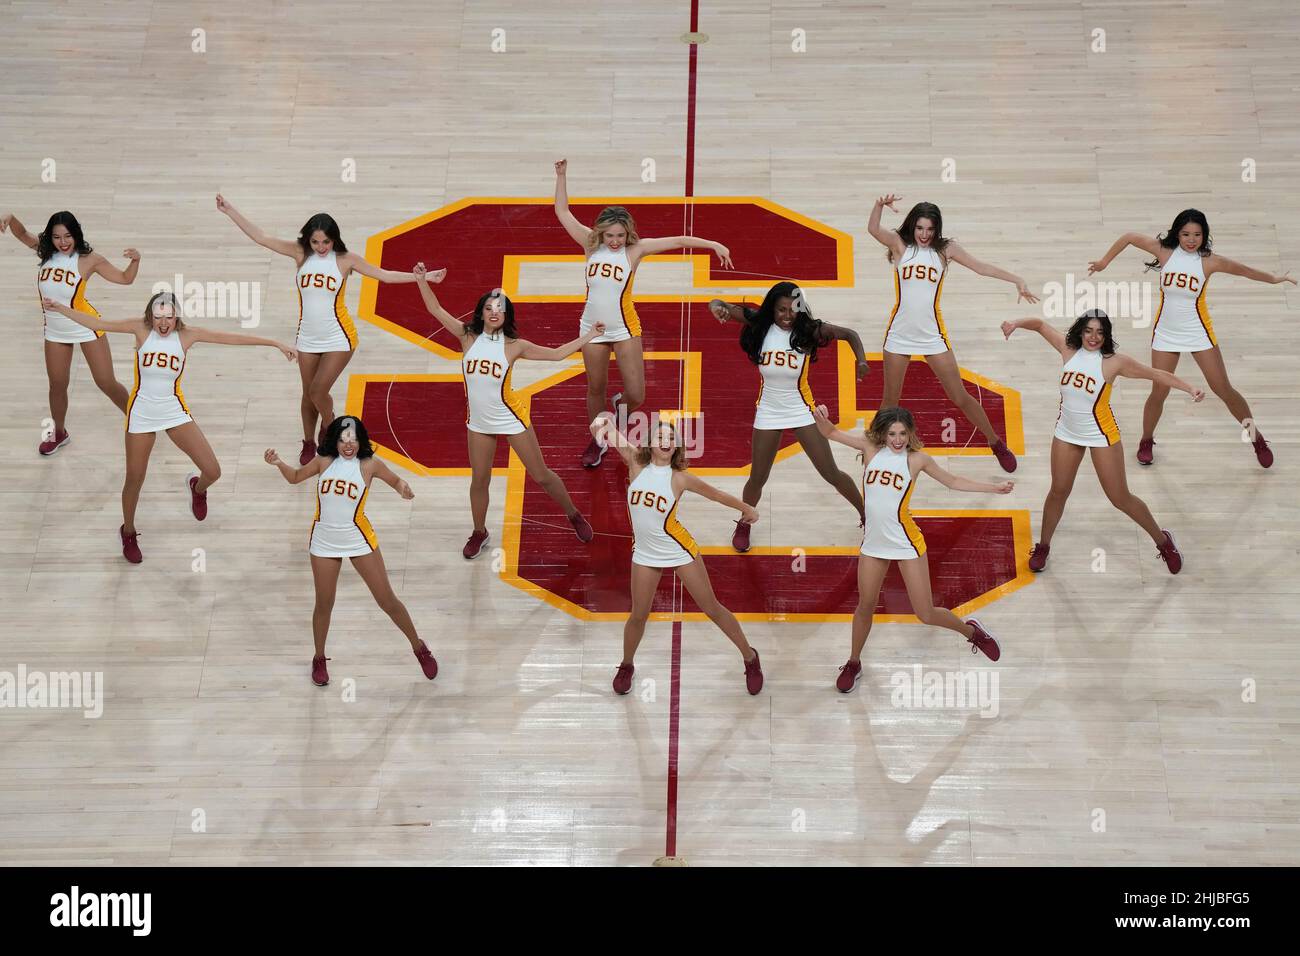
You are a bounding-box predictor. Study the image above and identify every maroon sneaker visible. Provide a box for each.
[836,659,862,693]
[570,511,594,543]
[965,619,1002,661]
[312,655,330,686]
[1253,432,1273,469]
[1156,529,1182,574]
[612,663,635,695]
[299,439,316,466]
[990,439,1017,473]
[731,519,752,553]
[462,529,490,560]
[413,641,438,680]
[119,524,142,564]
[39,429,70,456]
[581,437,607,468]
[1028,542,1050,572]
[1137,438,1155,466]
[743,649,764,695]
[188,474,208,521]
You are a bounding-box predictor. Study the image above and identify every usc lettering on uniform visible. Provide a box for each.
[299,273,339,292]
[465,358,504,378]
[759,350,800,367]
[864,468,906,490]
[140,352,183,371]
[1060,370,1098,394]
[1161,272,1199,293]
[900,264,940,283]
[628,490,670,513]
[38,267,77,287]
[586,262,625,282]
[319,478,360,500]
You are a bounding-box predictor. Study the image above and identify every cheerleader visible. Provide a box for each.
[44,292,296,564]
[1088,209,1294,468]
[553,160,735,467]
[1002,310,1204,574]
[265,416,437,686]
[592,414,764,696]
[413,265,598,559]
[1,211,139,455]
[215,194,441,465]
[709,281,868,552]
[812,404,1012,692]
[867,194,1038,472]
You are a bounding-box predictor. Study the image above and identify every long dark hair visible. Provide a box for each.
[297,213,347,257]
[318,415,375,459]
[1146,208,1211,271]
[1065,309,1117,356]
[466,289,517,338]
[36,211,93,262]
[890,202,950,262]
[738,281,830,365]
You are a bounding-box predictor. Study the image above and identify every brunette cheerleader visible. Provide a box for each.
[266,416,437,686]
[1089,209,1293,468]
[867,194,1038,472]
[709,281,868,552]
[216,194,441,464]
[413,265,599,558]
[2,210,139,454]
[1002,310,1204,574]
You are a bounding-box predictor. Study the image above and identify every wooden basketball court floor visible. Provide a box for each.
[1,1,1297,866]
